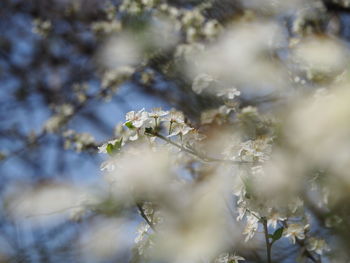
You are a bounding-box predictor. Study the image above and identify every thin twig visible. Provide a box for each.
[262,218,272,263]
[136,203,156,232]
[154,133,255,165]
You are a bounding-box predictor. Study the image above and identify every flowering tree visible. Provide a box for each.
[2,0,350,262]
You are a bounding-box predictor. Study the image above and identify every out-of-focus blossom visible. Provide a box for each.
[291,36,349,79]
[192,73,216,94]
[99,34,141,69]
[238,138,272,162]
[79,218,131,261]
[44,104,74,133]
[147,15,180,50]
[307,237,330,255]
[215,253,245,263]
[325,215,342,228]
[153,175,234,262]
[102,145,173,200]
[203,20,222,39]
[101,66,135,90]
[267,210,287,229]
[149,108,169,119]
[91,20,121,35]
[135,222,150,244]
[7,183,91,226]
[284,223,309,244]
[168,124,193,138]
[243,214,259,242]
[285,86,350,184]
[32,18,52,36]
[217,88,241,100]
[187,21,287,91]
[165,111,185,124]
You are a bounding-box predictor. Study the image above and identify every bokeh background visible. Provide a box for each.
[2,0,350,262]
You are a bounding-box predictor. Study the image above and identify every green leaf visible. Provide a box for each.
[113,138,123,150]
[145,127,154,135]
[271,227,284,241]
[106,138,123,156]
[125,121,135,129]
[106,143,114,155]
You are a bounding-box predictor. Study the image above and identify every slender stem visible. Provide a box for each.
[154,132,254,165]
[155,133,196,155]
[262,219,272,263]
[168,121,173,135]
[245,207,261,221]
[136,203,156,232]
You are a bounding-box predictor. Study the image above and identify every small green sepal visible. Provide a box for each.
[125,121,135,129]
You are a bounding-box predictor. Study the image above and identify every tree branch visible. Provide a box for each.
[136,203,156,232]
[154,132,255,165]
[262,218,272,263]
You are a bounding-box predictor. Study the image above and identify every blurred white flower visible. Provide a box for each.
[217,88,241,100]
[292,36,349,75]
[187,21,287,91]
[243,214,259,242]
[215,253,245,263]
[165,111,185,124]
[135,222,151,243]
[192,73,216,94]
[284,223,309,244]
[307,237,330,255]
[103,145,173,199]
[99,34,141,69]
[7,183,90,226]
[288,197,304,214]
[238,139,272,162]
[267,211,286,229]
[79,218,131,261]
[148,16,180,50]
[168,124,193,137]
[285,86,350,184]
[149,108,169,119]
[153,175,233,262]
[101,66,135,89]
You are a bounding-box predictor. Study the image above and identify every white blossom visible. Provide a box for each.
[192,73,216,94]
[149,108,169,119]
[267,211,286,229]
[135,222,150,243]
[243,215,259,242]
[217,88,241,100]
[238,139,272,162]
[168,124,193,137]
[284,224,309,244]
[307,237,329,255]
[165,111,185,124]
[125,108,150,128]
